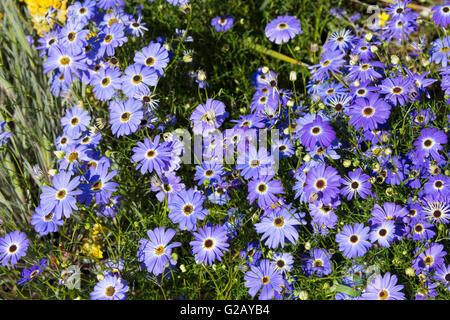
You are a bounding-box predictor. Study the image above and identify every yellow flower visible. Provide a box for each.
[82,241,104,259]
[378,12,390,27]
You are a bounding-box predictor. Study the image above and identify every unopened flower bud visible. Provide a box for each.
[310,43,318,53]
[370,45,378,53]
[343,159,352,168]
[364,33,373,42]
[180,264,186,272]
[391,55,400,65]
[303,154,311,162]
[386,187,394,197]
[197,70,206,81]
[304,242,311,250]
[384,147,392,156]
[54,150,65,159]
[289,71,297,81]
[380,133,389,143]
[286,100,295,108]
[353,80,360,87]
[298,290,308,300]
[261,66,269,74]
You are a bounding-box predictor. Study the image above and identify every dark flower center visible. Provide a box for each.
[155,245,164,255]
[79,7,86,14]
[8,244,17,253]
[311,126,321,134]
[132,22,140,28]
[276,260,285,268]
[48,38,56,46]
[257,183,267,193]
[444,7,450,13]
[322,60,331,67]
[219,17,227,24]
[273,217,284,227]
[163,184,171,192]
[67,32,76,41]
[259,96,267,103]
[105,286,116,297]
[250,159,260,167]
[68,152,78,162]
[205,169,214,176]
[396,8,404,14]
[392,87,403,94]
[445,273,450,282]
[61,137,68,144]
[433,210,442,218]
[326,88,335,95]
[408,209,417,217]
[423,139,433,147]
[362,106,374,117]
[360,46,368,51]
[334,103,343,111]
[378,228,387,237]
[145,57,155,66]
[132,75,142,84]
[313,259,323,267]
[109,57,118,65]
[56,189,66,199]
[146,150,156,158]
[351,181,359,189]
[104,34,113,43]
[92,181,102,191]
[423,255,433,265]
[357,88,366,95]
[434,180,444,189]
[349,235,359,243]
[414,224,423,233]
[71,117,79,125]
[121,112,131,121]
[360,64,370,70]
[183,204,193,215]
[378,290,388,300]
[204,239,214,248]
[337,36,344,42]
[279,145,287,152]
[30,270,40,278]
[261,276,270,285]
[44,212,54,221]
[278,23,287,29]
[60,57,70,65]
[143,96,151,103]
[315,179,326,190]
[101,77,110,86]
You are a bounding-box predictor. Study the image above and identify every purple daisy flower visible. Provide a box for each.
[60,106,91,137]
[413,128,447,163]
[433,264,450,289]
[303,164,341,205]
[309,50,346,81]
[90,274,129,300]
[423,175,450,198]
[167,188,209,231]
[301,248,333,277]
[131,135,173,177]
[109,98,143,137]
[59,21,90,54]
[299,115,336,151]
[340,168,373,200]
[335,222,372,259]
[369,202,408,227]
[39,171,82,219]
[43,45,88,83]
[369,220,396,248]
[151,172,185,203]
[432,3,450,27]
[138,227,181,276]
[211,15,234,32]
[121,63,158,98]
[412,243,447,274]
[236,147,275,180]
[30,205,64,236]
[0,122,12,146]
[324,29,357,52]
[360,272,405,300]
[430,37,450,67]
[0,230,29,268]
[134,42,169,77]
[254,206,301,248]
[97,23,128,57]
[18,259,47,287]
[194,160,224,186]
[78,163,119,206]
[247,175,285,210]
[190,99,228,136]
[190,224,230,266]
[264,15,302,44]
[91,66,122,101]
[348,93,391,131]
[379,75,414,106]
[346,60,385,83]
[244,259,283,300]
